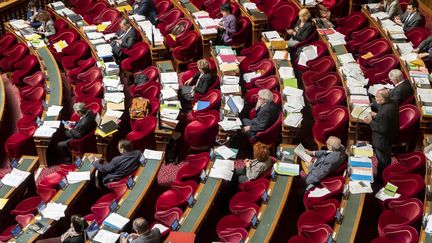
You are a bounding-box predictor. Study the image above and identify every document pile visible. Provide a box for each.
[103,213,130,230]
[135,20,164,46]
[396,43,414,56]
[327,31,346,46]
[160,72,179,91]
[350,105,371,120]
[40,202,67,220]
[425,215,432,234]
[216,46,240,77]
[222,75,240,85]
[368,83,394,96]
[66,171,90,184]
[342,63,369,87]
[93,229,120,243]
[219,117,242,131]
[34,124,58,138]
[160,101,181,130]
[349,156,373,182]
[105,92,125,104]
[53,40,68,52]
[337,53,356,66]
[96,44,113,59]
[352,143,374,157]
[46,105,63,117]
[143,149,164,160]
[103,75,121,91]
[262,31,284,41]
[209,159,234,181]
[370,11,389,20]
[375,186,401,201]
[103,62,120,76]
[417,88,432,104]
[1,168,31,187]
[214,145,236,159]
[283,86,304,127]
[349,181,373,194]
[298,45,318,66]
[308,187,331,198]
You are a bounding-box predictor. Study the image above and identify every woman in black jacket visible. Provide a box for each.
[181,59,215,101]
[287,8,315,47]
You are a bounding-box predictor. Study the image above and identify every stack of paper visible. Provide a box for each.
[40,202,67,220]
[34,125,57,138]
[338,53,356,65]
[327,31,346,46]
[371,11,389,20]
[1,168,31,187]
[348,86,368,95]
[161,88,178,101]
[160,108,180,120]
[273,51,289,60]
[104,92,125,104]
[368,83,394,96]
[273,162,299,176]
[221,85,241,94]
[375,187,401,201]
[349,181,373,194]
[279,67,295,79]
[262,31,283,41]
[350,105,372,120]
[243,72,259,83]
[46,105,63,116]
[103,213,129,230]
[103,75,121,88]
[93,229,120,243]
[284,112,303,127]
[352,144,374,157]
[209,163,234,181]
[214,146,236,159]
[308,187,331,197]
[143,149,163,160]
[105,62,120,75]
[349,156,373,181]
[222,76,240,85]
[10,19,29,29]
[298,45,318,66]
[66,171,90,184]
[219,117,242,131]
[417,88,432,103]
[284,96,305,112]
[42,121,61,128]
[243,2,258,10]
[350,95,370,106]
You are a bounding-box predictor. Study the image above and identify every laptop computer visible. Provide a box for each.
[85,220,100,240]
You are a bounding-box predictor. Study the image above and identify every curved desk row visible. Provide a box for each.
[420,134,432,243]
[0,74,4,124]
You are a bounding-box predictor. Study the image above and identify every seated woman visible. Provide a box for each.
[36,215,87,243]
[180,59,215,101]
[35,11,56,38]
[217,4,237,45]
[26,1,41,29]
[286,8,314,47]
[375,0,402,18]
[234,142,273,183]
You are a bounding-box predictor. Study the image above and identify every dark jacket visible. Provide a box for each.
[193,72,215,94]
[400,11,423,32]
[292,19,315,42]
[115,27,137,49]
[418,35,432,58]
[250,102,279,137]
[93,150,141,185]
[63,234,85,243]
[65,111,97,139]
[131,229,162,243]
[133,0,157,24]
[305,145,346,185]
[370,100,399,150]
[389,80,413,105]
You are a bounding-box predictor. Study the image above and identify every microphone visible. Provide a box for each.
[354,104,371,146]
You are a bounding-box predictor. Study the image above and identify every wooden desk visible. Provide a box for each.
[0,74,4,124]
[237,0,267,44]
[420,134,432,243]
[361,6,432,134]
[246,145,296,242]
[14,154,100,242]
[5,23,63,167]
[171,0,218,58]
[102,157,163,233]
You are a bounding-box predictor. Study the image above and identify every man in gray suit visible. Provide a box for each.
[394,0,423,32]
[121,218,161,243]
[303,136,346,187]
[110,18,137,62]
[413,35,432,60]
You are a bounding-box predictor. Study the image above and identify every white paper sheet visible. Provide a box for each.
[1,168,31,187]
[308,187,331,198]
[209,167,233,181]
[294,144,312,163]
[349,181,373,194]
[40,202,67,220]
[143,149,163,160]
[214,146,236,159]
[213,159,234,171]
[375,187,401,201]
[93,229,120,243]
[66,171,90,184]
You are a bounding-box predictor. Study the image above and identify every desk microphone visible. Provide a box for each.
[354,104,371,146]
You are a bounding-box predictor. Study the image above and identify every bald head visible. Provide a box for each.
[326,136,341,150]
[376,88,390,105]
[132,217,148,234]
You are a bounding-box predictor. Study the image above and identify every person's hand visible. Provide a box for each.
[370,111,377,118]
[412,48,419,53]
[115,39,122,45]
[304,149,314,156]
[191,85,195,90]
[129,233,139,240]
[255,100,263,110]
[394,16,402,24]
[417,53,429,59]
[245,160,251,167]
[287,29,294,35]
[64,124,71,130]
[184,78,192,86]
[363,115,372,124]
[243,126,250,133]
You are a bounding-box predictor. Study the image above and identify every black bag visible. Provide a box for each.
[134,74,149,85]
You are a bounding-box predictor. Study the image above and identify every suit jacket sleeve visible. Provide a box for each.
[250,107,272,133]
[314,150,327,157]
[418,36,432,53]
[225,16,237,35]
[134,2,148,15]
[305,153,338,185]
[294,21,314,41]
[45,21,56,37]
[370,107,391,136]
[120,29,136,48]
[193,74,212,94]
[93,158,119,173]
[69,114,96,138]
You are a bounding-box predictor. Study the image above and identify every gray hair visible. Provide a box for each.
[73,102,87,114]
[258,89,273,103]
[327,136,341,150]
[388,69,404,83]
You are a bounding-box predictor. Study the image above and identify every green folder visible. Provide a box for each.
[283,78,298,88]
[383,182,398,197]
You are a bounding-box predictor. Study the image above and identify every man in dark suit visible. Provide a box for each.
[93,139,141,186]
[371,69,413,110]
[287,8,315,47]
[131,0,157,25]
[363,89,399,183]
[110,18,137,63]
[303,136,346,188]
[57,102,97,163]
[413,35,432,60]
[242,89,279,140]
[394,0,423,32]
[121,218,161,243]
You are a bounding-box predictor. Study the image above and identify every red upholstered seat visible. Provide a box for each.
[71,0,94,15]
[184,110,219,151]
[76,66,102,85]
[126,116,157,151]
[382,152,425,183]
[92,8,120,25]
[238,177,270,191]
[294,41,328,72]
[378,198,423,236]
[11,55,39,85]
[303,72,340,89]
[202,0,229,14]
[396,104,420,149]
[121,42,151,73]
[239,42,269,73]
[291,31,318,52]
[346,27,379,53]
[153,207,183,236]
[156,0,172,17]
[130,81,161,99]
[21,102,44,117]
[0,225,16,242]
[0,33,17,57]
[371,225,418,243]
[294,224,333,243]
[0,43,28,72]
[48,28,80,60]
[301,56,335,81]
[85,204,111,225]
[16,214,34,228]
[219,228,248,243]
[157,8,184,36]
[23,71,45,86]
[210,1,240,18]
[193,76,220,101]
[363,54,400,85]
[244,59,276,90]
[5,130,37,159]
[311,93,346,117]
[83,0,110,24]
[155,180,198,212]
[61,41,90,71]
[216,205,259,238]
[312,106,348,146]
[382,174,425,205]
[256,0,281,15]
[305,86,345,105]
[303,176,345,209]
[176,152,210,182]
[229,180,268,213]
[67,58,97,84]
[53,18,68,32]
[20,84,46,102]
[336,12,367,36]
[74,80,103,100]
[188,90,222,121]
[249,112,282,145]
[226,16,252,48]
[164,18,193,48]
[37,171,66,190]
[406,27,429,48]
[68,129,98,157]
[253,75,279,90]
[172,31,201,66]
[134,66,160,83]
[11,187,57,215]
[297,199,339,231]
[103,17,123,34]
[268,2,299,32]
[358,38,392,68]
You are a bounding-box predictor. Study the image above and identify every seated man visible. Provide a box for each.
[393,0,423,32]
[110,18,137,63]
[57,102,97,163]
[121,217,161,243]
[371,69,413,110]
[131,0,158,25]
[413,35,432,60]
[303,136,346,188]
[93,139,141,186]
[242,89,279,140]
